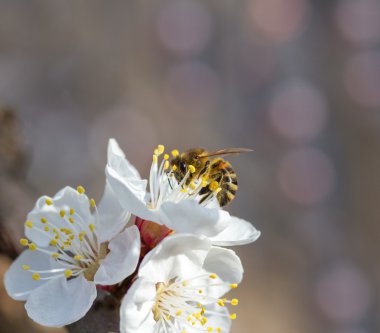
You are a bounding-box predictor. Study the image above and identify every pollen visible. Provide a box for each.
[201,180,208,187]
[217,300,225,307]
[207,328,213,332]
[90,198,96,207]
[209,181,219,191]
[19,238,29,246]
[69,217,75,224]
[60,210,65,218]
[164,160,170,170]
[176,310,182,316]
[230,283,238,289]
[50,239,58,246]
[153,154,158,164]
[28,243,37,251]
[172,165,177,171]
[45,198,53,205]
[215,187,222,194]
[164,153,169,160]
[40,217,47,223]
[89,224,95,232]
[74,255,83,260]
[69,208,75,215]
[231,299,239,306]
[171,149,179,157]
[25,220,33,228]
[44,226,50,232]
[188,165,196,173]
[32,273,40,281]
[77,185,85,194]
[157,145,165,155]
[22,265,30,270]
[230,313,237,320]
[64,269,73,278]
[217,328,221,332]
[209,274,218,279]
[52,253,60,259]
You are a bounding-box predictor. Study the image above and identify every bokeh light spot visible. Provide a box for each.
[277,148,335,205]
[269,79,328,142]
[157,0,213,57]
[315,264,372,325]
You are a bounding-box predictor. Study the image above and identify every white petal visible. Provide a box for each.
[202,246,244,298]
[25,275,97,327]
[4,250,58,301]
[159,200,230,237]
[120,277,156,333]
[94,226,140,285]
[107,138,142,180]
[26,187,94,247]
[209,216,261,246]
[106,165,156,221]
[96,182,131,243]
[138,234,211,282]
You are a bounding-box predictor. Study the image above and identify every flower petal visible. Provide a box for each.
[202,246,244,298]
[4,250,58,301]
[209,216,261,246]
[106,165,155,221]
[107,138,142,180]
[94,226,141,285]
[159,200,230,237]
[120,277,156,333]
[25,275,97,327]
[96,182,131,243]
[138,234,211,282]
[26,187,94,247]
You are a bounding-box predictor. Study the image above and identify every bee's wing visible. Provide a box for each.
[199,148,253,158]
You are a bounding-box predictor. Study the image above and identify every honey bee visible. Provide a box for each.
[170,148,253,207]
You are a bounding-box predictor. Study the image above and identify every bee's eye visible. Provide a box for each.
[179,162,187,172]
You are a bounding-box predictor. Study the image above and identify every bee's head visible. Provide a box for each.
[170,155,187,183]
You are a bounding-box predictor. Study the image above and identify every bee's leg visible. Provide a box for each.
[199,160,210,177]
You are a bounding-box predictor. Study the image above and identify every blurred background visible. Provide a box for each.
[0,0,379,332]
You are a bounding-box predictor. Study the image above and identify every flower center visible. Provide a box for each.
[20,186,104,282]
[151,274,239,333]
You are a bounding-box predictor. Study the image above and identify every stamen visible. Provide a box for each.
[45,198,53,206]
[77,185,85,194]
[19,238,29,246]
[32,273,40,281]
[188,165,196,173]
[25,221,33,228]
[157,145,165,155]
[22,265,30,270]
[90,199,96,207]
[60,210,66,218]
[40,217,47,224]
[171,149,179,157]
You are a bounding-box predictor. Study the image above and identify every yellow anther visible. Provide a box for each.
[231,299,239,306]
[189,182,197,190]
[25,220,33,228]
[217,328,221,332]
[79,231,86,241]
[64,241,71,246]
[166,315,171,321]
[182,281,188,287]
[153,154,158,164]
[69,217,75,224]
[69,235,75,240]
[192,322,196,326]
[52,253,60,259]
[44,226,50,232]
[176,310,182,316]
[69,208,75,215]
[89,224,95,232]
[207,328,213,332]
[154,149,159,155]
[217,300,225,307]
[77,185,85,194]
[171,149,179,157]
[180,188,188,193]
[50,239,58,246]
[230,313,237,320]
[181,330,187,333]
[209,273,218,279]
[40,217,47,224]
[90,198,96,207]
[197,303,202,308]
[19,238,29,246]
[28,243,37,251]
[64,269,73,278]
[60,210,65,218]
[32,273,40,281]
[164,154,169,160]
[22,265,30,270]
[164,160,170,170]
[188,316,192,321]
[157,145,165,154]
[188,165,196,173]
[230,283,238,289]
[45,198,53,206]
[74,255,83,260]
[209,181,219,191]
[198,289,203,294]
[201,180,208,187]
[172,165,177,171]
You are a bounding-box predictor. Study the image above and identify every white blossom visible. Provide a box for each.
[120,234,243,333]
[106,139,260,246]
[4,185,140,327]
